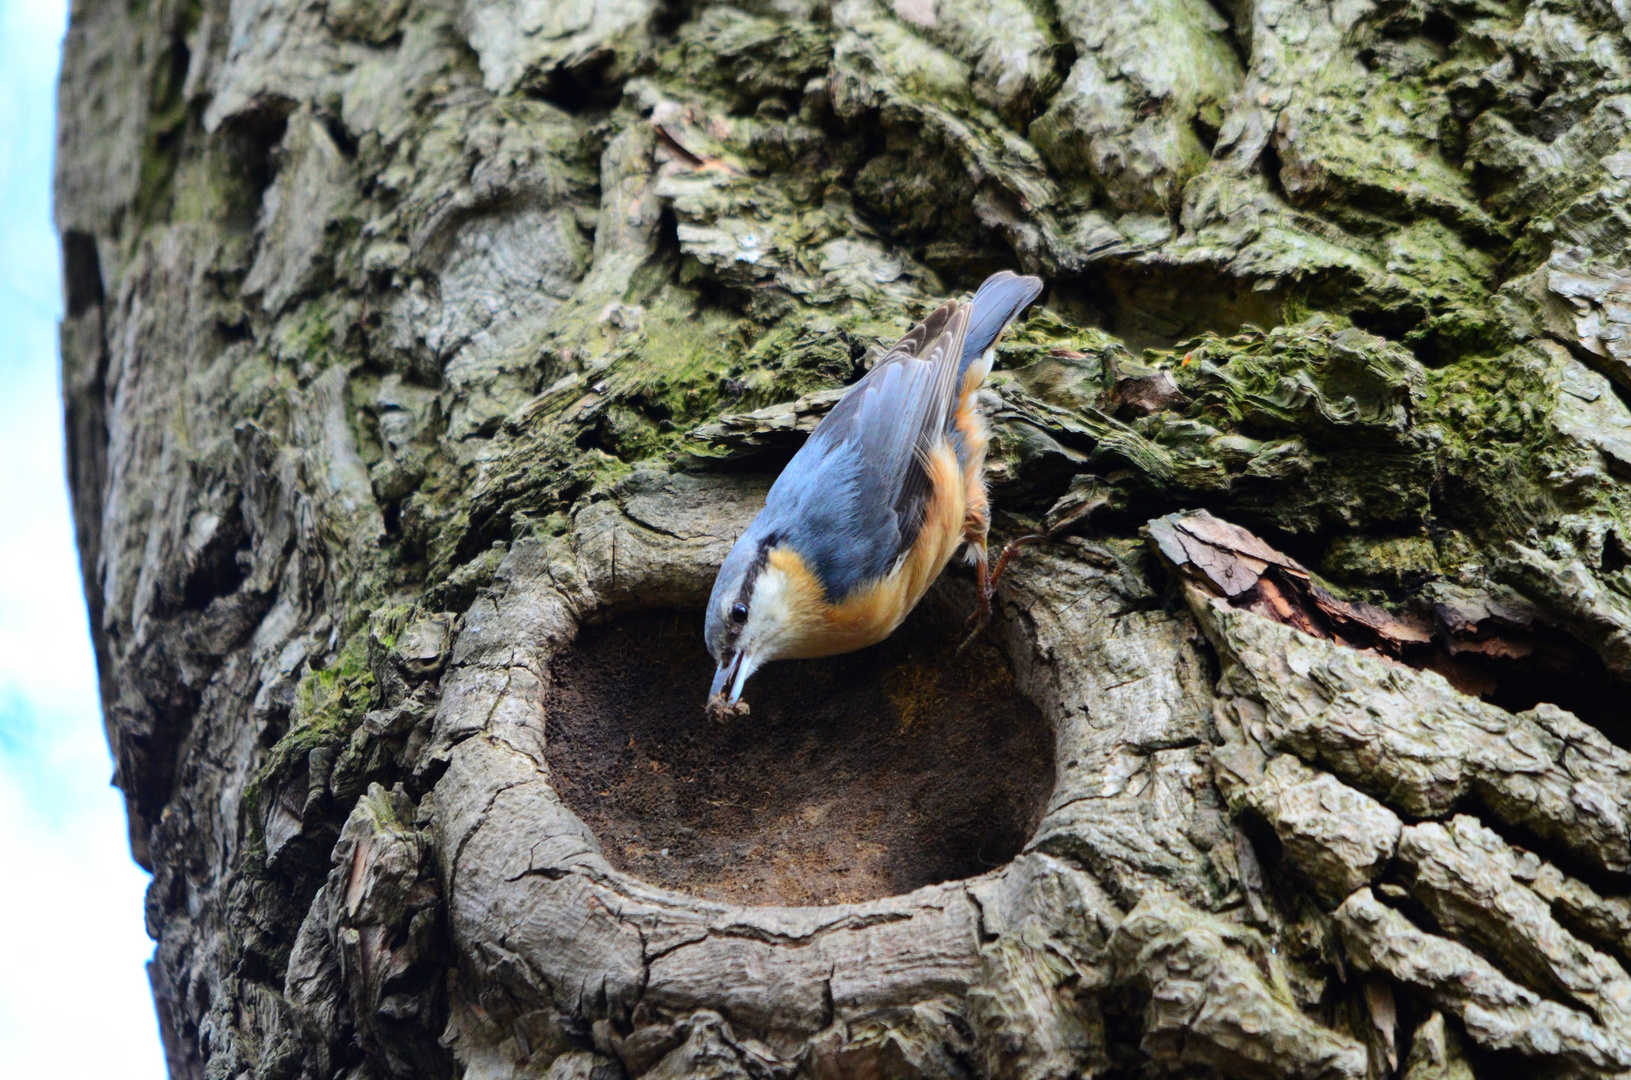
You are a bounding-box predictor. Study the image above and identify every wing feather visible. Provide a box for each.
[764,273,1041,602]
[810,300,970,559]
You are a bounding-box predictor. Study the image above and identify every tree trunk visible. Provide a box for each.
[54,0,1631,1077]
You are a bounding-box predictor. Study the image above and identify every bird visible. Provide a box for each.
[705,270,1045,713]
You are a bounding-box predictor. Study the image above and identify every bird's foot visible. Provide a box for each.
[986,532,1046,593]
[958,532,1046,654]
[958,593,992,655]
[956,613,991,656]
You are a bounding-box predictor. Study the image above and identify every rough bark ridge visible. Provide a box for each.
[53,0,1631,1077]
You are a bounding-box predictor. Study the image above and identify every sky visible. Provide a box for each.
[0,0,169,1075]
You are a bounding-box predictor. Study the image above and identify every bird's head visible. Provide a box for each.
[704,529,804,704]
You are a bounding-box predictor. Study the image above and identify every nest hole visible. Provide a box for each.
[547,599,1055,906]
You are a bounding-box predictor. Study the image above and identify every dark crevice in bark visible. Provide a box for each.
[1096,981,1155,1080]
[62,229,104,316]
[59,225,118,846]
[122,649,202,825]
[132,19,196,227]
[1076,263,1289,351]
[320,111,359,159]
[1256,139,1290,203]
[524,55,624,117]
[1477,650,1631,751]
[1026,0,1079,131]
[227,106,293,208]
[1458,786,1631,899]
[1156,509,1631,762]
[1208,0,1250,72]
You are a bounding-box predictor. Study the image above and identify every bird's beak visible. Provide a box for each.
[710,651,742,701]
[709,650,758,703]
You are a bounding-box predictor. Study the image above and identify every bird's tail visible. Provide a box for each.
[960,271,1045,382]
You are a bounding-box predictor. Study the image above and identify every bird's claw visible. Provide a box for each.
[957,589,994,655]
[956,612,991,656]
[959,532,1046,653]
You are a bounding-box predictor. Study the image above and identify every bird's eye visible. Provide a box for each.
[729,602,749,624]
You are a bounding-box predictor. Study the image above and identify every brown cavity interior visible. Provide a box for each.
[547,600,1055,907]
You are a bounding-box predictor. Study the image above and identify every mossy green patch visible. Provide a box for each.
[1174,320,1425,439]
[429,283,882,580]
[242,631,377,849]
[1322,534,1441,591]
[984,314,1438,534]
[132,14,198,229]
[664,6,833,113]
[1420,347,1622,539]
[271,296,355,376]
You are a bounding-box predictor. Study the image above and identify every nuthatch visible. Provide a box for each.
[705,271,1045,711]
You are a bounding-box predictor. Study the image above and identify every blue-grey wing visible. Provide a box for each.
[961,271,1045,381]
[762,436,893,601]
[761,301,964,600]
[765,272,1044,602]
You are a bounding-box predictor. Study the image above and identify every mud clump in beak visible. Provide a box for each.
[705,692,750,723]
[706,650,753,721]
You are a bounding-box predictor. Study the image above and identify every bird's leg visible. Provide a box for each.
[961,492,993,627]
[967,536,991,628]
[959,567,992,656]
[957,505,1001,653]
[984,532,1047,595]
[978,488,1108,605]
[957,498,993,655]
[958,532,1047,654]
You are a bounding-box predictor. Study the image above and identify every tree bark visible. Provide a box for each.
[54,0,1631,1077]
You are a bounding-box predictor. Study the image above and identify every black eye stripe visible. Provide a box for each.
[732,534,777,612]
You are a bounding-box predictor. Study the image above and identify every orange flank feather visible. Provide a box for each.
[952,385,985,544]
[954,357,992,555]
[765,441,968,659]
